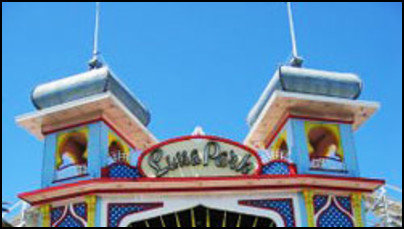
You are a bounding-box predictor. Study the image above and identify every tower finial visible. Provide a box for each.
[89,2,103,69]
[286,2,303,67]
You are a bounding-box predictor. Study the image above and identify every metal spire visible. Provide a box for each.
[286,2,303,67]
[89,2,103,69]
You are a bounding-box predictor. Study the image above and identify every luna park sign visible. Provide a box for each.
[139,136,261,178]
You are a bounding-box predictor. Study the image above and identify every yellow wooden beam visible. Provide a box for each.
[175,213,182,227]
[352,193,365,227]
[253,217,259,227]
[236,214,242,227]
[222,211,227,227]
[303,190,315,227]
[40,204,51,227]
[206,208,211,227]
[160,216,166,227]
[191,208,196,227]
[85,195,97,227]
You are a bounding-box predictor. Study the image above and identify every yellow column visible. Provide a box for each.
[352,193,365,227]
[40,204,51,227]
[303,190,315,227]
[85,195,97,227]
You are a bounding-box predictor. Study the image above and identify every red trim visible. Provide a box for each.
[105,174,384,183]
[290,164,297,175]
[20,175,385,195]
[19,175,385,206]
[42,117,137,150]
[137,135,263,177]
[22,184,381,207]
[264,113,355,149]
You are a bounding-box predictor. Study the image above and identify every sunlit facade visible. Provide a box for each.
[15,62,384,227]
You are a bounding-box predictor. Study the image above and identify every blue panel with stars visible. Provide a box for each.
[51,207,65,226]
[335,196,353,214]
[317,201,354,227]
[239,199,296,227]
[73,203,88,221]
[56,213,85,227]
[108,203,163,227]
[261,161,292,175]
[51,203,88,227]
[314,195,329,214]
[107,163,142,179]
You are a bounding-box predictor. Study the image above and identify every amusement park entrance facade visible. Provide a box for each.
[16,65,384,227]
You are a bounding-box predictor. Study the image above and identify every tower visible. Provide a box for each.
[23,66,157,187]
[244,64,380,227]
[17,2,157,190]
[17,65,158,226]
[241,4,383,226]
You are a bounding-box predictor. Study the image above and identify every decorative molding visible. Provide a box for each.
[316,197,354,227]
[19,175,384,207]
[51,203,87,227]
[313,195,355,227]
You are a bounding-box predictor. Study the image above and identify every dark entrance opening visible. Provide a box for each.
[128,206,277,227]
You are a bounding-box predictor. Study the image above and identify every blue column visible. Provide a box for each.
[88,123,102,178]
[41,134,57,188]
[339,124,360,177]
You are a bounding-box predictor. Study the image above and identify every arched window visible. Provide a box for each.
[109,140,127,163]
[108,132,130,164]
[55,129,89,180]
[271,131,289,161]
[305,123,345,172]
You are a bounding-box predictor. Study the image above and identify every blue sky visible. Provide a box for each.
[2,2,402,203]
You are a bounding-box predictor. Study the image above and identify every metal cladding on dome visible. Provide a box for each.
[247,65,363,127]
[31,67,151,127]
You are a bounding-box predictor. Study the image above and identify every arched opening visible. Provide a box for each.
[56,132,88,179]
[274,139,289,160]
[308,127,340,161]
[307,125,345,171]
[271,131,290,161]
[109,140,128,163]
[128,206,277,227]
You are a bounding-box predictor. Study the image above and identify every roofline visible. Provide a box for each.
[19,175,385,206]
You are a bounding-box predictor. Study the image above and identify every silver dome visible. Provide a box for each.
[247,66,363,127]
[31,67,151,127]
